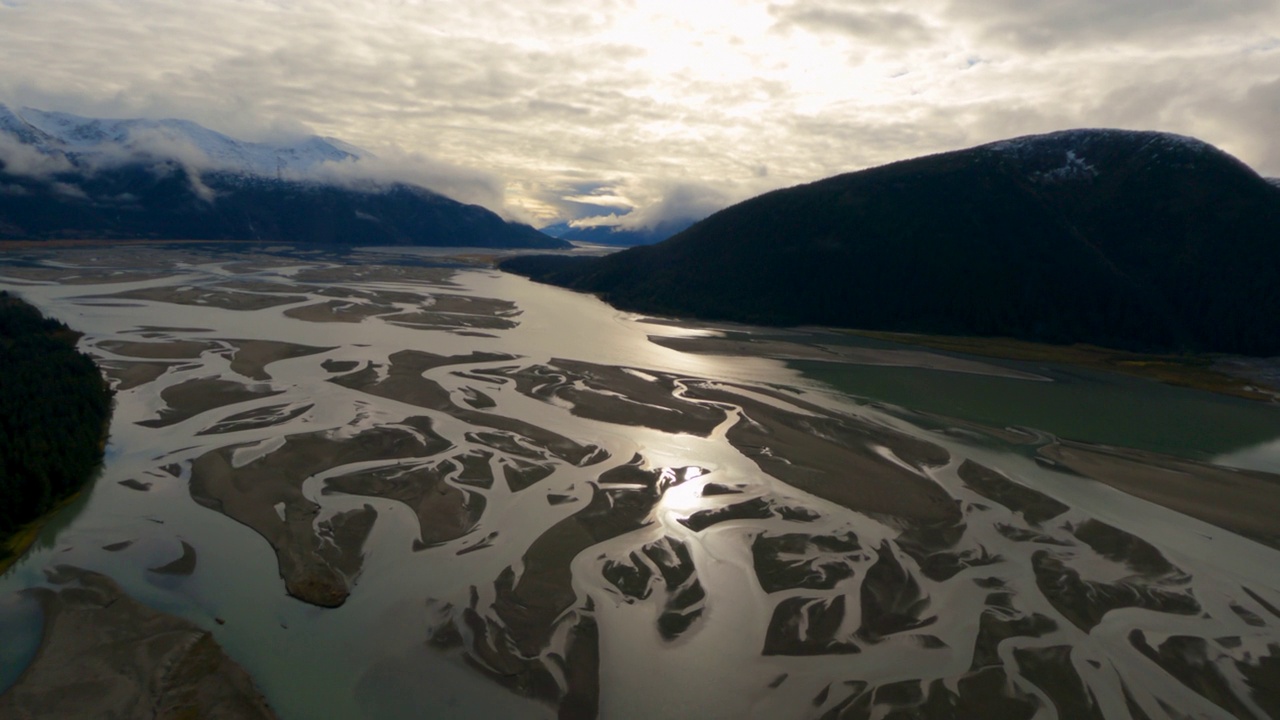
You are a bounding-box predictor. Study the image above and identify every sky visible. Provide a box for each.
[0,0,1277,228]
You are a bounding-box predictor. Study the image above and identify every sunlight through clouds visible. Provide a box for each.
[0,0,1276,225]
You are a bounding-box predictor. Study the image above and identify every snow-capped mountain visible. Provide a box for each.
[0,105,565,248]
[0,103,362,177]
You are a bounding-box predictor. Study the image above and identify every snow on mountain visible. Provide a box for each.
[983,128,1228,184]
[1267,177,1280,189]
[985,128,1218,160]
[0,103,364,178]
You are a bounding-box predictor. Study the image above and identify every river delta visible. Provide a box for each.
[1,244,1278,720]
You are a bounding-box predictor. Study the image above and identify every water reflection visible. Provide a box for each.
[0,246,1277,720]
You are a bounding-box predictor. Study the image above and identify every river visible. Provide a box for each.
[1,244,1278,720]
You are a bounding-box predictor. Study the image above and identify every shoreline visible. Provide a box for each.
[839,329,1280,403]
[0,491,85,576]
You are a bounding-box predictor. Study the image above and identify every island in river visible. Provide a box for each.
[0,243,1278,720]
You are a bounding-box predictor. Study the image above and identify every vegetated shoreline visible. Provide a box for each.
[0,492,88,576]
[0,291,114,574]
[500,261,1279,404]
[843,329,1280,403]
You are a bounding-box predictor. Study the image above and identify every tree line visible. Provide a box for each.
[0,291,113,551]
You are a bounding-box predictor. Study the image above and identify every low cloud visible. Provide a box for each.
[307,151,514,219]
[0,132,73,178]
[570,182,732,231]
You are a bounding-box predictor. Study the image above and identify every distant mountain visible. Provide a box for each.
[0,104,361,177]
[503,129,1280,355]
[0,105,566,248]
[540,217,698,247]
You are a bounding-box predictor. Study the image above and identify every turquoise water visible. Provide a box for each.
[793,353,1280,469]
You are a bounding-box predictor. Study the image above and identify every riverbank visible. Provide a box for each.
[846,330,1280,402]
[0,492,83,576]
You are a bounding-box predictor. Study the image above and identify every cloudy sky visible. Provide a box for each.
[1,0,1277,227]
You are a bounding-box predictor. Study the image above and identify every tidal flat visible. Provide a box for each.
[1,245,1279,720]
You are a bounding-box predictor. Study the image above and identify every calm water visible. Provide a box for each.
[1,245,1278,720]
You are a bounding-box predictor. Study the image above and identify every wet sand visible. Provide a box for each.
[0,266,177,285]
[479,359,727,436]
[149,540,198,576]
[685,382,959,524]
[93,285,308,311]
[331,350,607,467]
[223,339,333,381]
[324,457,486,549]
[283,289,521,334]
[0,566,276,720]
[6,247,1280,720]
[139,377,284,428]
[1039,440,1280,549]
[284,299,397,323]
[98,359,182,391]
[189,419,451,607]
[650,334,1049,381]
[98,338,217,359]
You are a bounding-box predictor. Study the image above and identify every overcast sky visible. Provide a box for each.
[1,0,1276,227]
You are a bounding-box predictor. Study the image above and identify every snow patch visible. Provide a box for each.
[0,102,364,179]
[1032,149,1098,184]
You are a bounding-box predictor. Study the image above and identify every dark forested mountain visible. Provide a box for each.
[503,129,1280,355]
[0,292,113,546]
[0,104,566,248]
[0,164,566,247]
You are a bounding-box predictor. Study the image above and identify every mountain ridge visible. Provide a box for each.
[0,104,361,177]
[0,105,566,248]
[503,128,1280,355]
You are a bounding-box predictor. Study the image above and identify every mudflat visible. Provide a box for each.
[1039,440,1280,550]
[0,566,276,720]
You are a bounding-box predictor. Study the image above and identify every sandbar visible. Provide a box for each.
[98,338,217,359]
[139,377,284,428]
[0,566,276,720]
[189,418,451,607]
[1038,440,1280,550]
[92,285,308,311]
[649,334,1048,381]
[683,382,959,524]
[222,339,333,381]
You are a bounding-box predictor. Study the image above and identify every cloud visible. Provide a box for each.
[570,182,733,231]
[0,132,73,178]
[947,0,1276,51]
[770,2,936,44]
[307,151,516,219]
[0,0,1276,221]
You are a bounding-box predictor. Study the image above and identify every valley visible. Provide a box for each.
[1,244,1278,719]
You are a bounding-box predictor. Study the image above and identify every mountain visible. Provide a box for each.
[0,105,566,249]
[0,104,361,177]
[503,129,1280,355]
[540,217,698,247]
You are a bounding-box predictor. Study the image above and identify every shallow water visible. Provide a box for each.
[1,245,1278,720]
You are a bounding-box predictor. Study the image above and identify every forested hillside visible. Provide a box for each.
[0,292,113,551]
[504,129,1280,356]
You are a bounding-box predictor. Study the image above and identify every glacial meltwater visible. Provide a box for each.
[2,244,1278,720]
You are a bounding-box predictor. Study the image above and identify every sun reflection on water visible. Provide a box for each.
[655,465,711,517]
